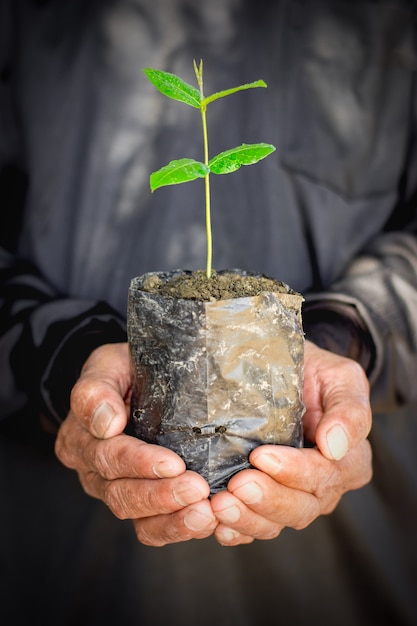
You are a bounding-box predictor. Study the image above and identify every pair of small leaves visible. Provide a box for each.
[150,144,276,192]
[144,68,276,192]
[144,67,266,110]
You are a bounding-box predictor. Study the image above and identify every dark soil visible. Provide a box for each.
[142,269,294,302]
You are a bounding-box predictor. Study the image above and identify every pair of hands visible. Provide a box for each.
[55,341,372,547]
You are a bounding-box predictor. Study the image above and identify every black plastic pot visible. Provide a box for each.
[126,270,305,494]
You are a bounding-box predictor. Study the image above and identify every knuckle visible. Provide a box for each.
[54,434,65,463]
[292,499,321,530]
[313,464,340,499]
[103,477,169,520]
[347,358,367,380]
[93,440,122,480]
[93,437,141,481]
[134,524,165,547]
[320,496,342,516]
[140,482,177,517]
[92,446,113,479]
[133,517,185,547]
[103,480,130,519]
[54,430,75,469]
[70,377,105,425]
[352,442,373,489]
[78,471,99,500]
[353,403,372,440]
[69,377,89,412]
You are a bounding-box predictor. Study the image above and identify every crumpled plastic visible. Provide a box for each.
[126,271,305,493]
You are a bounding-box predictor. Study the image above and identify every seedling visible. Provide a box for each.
[144,60,276,278]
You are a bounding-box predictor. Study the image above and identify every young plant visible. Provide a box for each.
[144,60,276,278]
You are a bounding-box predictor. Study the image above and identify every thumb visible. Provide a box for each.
[304,342,372,461]
[70,342,131,438]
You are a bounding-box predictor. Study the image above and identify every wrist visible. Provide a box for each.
[302,298,376,376]
[41,312,126,425]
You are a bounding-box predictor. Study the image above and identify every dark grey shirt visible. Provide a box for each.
[1,1,417,624]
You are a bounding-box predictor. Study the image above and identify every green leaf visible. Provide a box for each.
[150,158,210,191]
[209,143,276,174]
[143,68,201,108]
[202,80,267,107]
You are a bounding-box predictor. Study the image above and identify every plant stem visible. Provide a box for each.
[194,60,212,279]
[201,107,212,279]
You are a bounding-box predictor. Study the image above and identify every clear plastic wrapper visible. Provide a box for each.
[126,271,305,493]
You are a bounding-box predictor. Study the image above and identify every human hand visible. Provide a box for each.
[54,343,217,546]
[210,340,373,546]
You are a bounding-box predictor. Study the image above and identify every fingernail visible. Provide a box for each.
[233,481,263,504]
[218,505,241,524]
[91,401,115,438]
[327,424,349,460]
[218,527,240,544]
[184,509,215,531]
[173,484,205,507]
[152,460,180,479]
[255,453,283,475]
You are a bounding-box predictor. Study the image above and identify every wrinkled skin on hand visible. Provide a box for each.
[55,341,372,547]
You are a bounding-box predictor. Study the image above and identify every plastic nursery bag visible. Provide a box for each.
[126,271,305,494]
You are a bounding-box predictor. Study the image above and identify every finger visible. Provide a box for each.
[55,412,186,479]
[211,486,284,541]
[70,343,131,438]
[315,362,371,461]
[303,342,372,460]
[250,442,373,497]
[213,441,373,537]
[79,468,211,520]
[215,468,322,533]
[132,500,218,547]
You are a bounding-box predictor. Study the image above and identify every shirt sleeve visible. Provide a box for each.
[0,248,127,426]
